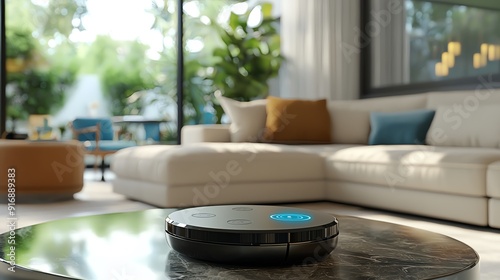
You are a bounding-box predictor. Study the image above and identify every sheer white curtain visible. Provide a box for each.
[279,0,360,100]
[370,0,409,88]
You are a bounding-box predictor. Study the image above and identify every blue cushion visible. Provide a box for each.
[72,118,114,141]
[368,109,436,145]
[83,140,136,151]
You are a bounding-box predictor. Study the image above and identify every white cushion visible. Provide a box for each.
[489,199,500,228]
[181,125,231,144]
[113,178,325,208]
[426,105,500,148]
[215,93,267,142]
[487,161,500,199]
[111,143,325,185]
[325,145,500,196]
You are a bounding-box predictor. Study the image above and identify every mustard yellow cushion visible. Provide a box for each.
[262,96,331,144]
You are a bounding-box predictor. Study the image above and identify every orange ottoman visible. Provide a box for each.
[0,140,85,202]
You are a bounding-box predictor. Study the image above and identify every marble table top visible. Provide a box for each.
[0,208,479,279]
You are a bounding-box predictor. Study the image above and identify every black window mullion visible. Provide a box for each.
[176,0,184,144]
[0,0,5,135]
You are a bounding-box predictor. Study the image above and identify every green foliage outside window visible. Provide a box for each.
[207,2,282,122]
[163,1,282,124]
[5,0,283,131]
[79,36,156,116]
[5,24,78,125]
[7,68,76,118]
[5,27,34,59]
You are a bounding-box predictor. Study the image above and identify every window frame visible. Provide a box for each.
[0,0,5,134]
[0,0,186,142]
[360,0,500,99]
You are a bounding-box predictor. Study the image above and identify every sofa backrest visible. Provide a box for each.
[424,88,500,148]
[201,88,500,147]
[328,94,428,144]
[328,88,500,147]
[425,89,500,108]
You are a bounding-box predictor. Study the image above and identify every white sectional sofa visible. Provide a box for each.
[111,89,500,229]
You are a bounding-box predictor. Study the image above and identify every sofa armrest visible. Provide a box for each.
[181,124,231,144]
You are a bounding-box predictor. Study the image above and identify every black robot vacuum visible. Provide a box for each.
[165,205,339,265]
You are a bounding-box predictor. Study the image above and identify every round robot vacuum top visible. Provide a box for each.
[165,205,339,264]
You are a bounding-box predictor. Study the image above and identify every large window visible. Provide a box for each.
[3,0,179,141]
[364,0,500,96]
[1,0,279,142]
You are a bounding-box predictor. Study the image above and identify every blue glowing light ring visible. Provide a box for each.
[270,213,312,222]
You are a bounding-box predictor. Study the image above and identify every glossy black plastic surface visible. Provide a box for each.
[165,205,339,264]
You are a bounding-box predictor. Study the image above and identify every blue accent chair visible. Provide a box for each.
[71,118,136,181]
[143,122,161,142]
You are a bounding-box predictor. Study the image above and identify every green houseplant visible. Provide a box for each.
[5,22,79,132]
[207,2,283,123]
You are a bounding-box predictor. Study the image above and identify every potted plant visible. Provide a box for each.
[206,2,283,123]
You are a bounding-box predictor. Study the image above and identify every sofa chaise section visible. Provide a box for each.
[111,142,328,207]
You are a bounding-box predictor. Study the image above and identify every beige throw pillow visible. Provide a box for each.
[426,105,500,148]
[215,92,267,142]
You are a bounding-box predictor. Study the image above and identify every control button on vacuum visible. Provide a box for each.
[232,207,253,211]
[192,213,216,218]
[227,219,252,225]
[270,213,312,222]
